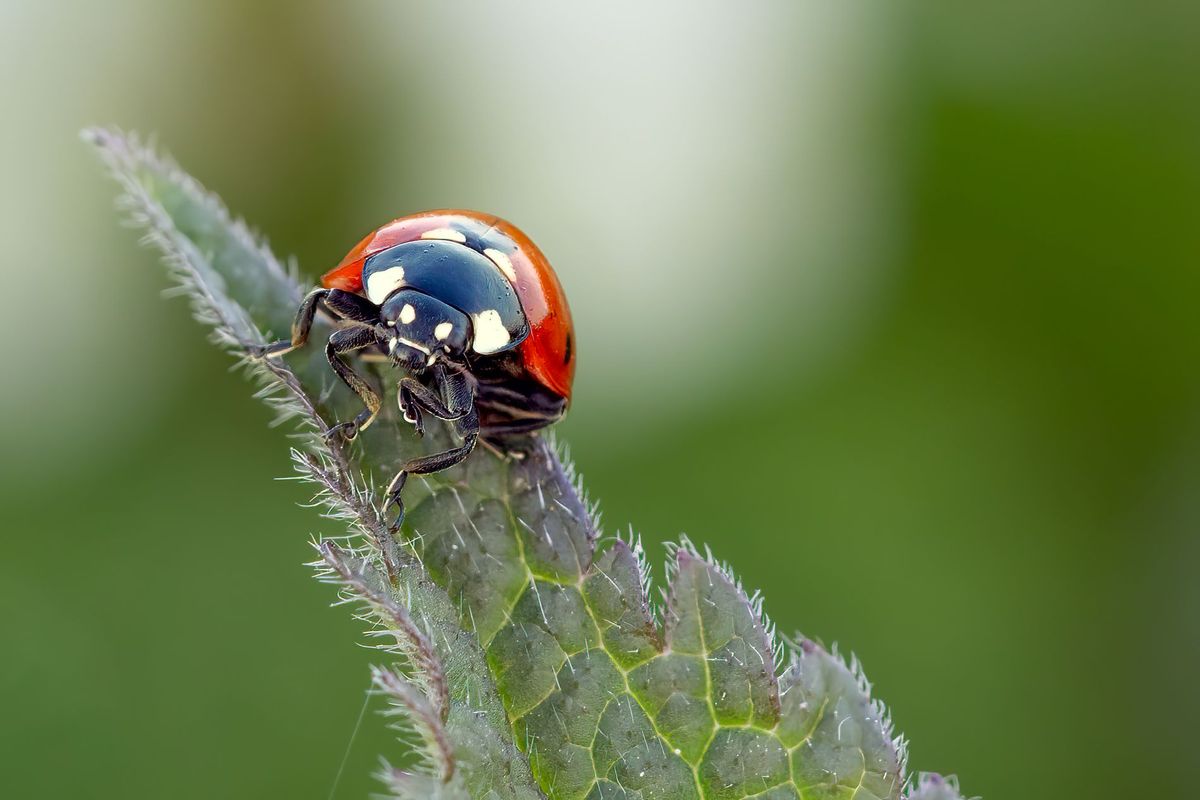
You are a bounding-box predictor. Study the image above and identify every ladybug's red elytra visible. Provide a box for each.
[260,210,575,530]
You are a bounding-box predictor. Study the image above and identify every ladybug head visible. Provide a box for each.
[380,290,471,371]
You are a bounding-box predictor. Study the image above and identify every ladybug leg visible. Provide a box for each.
[257,289,378,357]
[397,380,430,437]
[321,289,380,323]
[397,383,423,435]
[255,288,328,357]
[386,366,480,532]
[385,433,480,533]
[397,376,465,437]
[322,325,387,442]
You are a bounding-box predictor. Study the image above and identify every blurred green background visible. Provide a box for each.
[2,2,1197,798]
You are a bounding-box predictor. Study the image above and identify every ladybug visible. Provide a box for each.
[260,210,575,529]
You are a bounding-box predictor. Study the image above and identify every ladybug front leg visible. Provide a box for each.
[255,288,327,357]
[385,432,480,533]
[397,375,465,437]
[386,366,480,532]
[257,288,379,358]
[323,325,388,442]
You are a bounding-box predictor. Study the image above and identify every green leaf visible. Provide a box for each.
[89,127,970,800]
[409,437,906,800]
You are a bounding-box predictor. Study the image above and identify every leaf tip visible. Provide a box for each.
[907,771,976,800]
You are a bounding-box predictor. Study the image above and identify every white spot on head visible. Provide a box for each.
[389,336,432,357]
[420,227,467,244]
[396,337,431,355]
[483,248,518,283]
[366,265,405,304]
[471,309,512,354]
[434,321,454,341]
[399,303,416,324]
